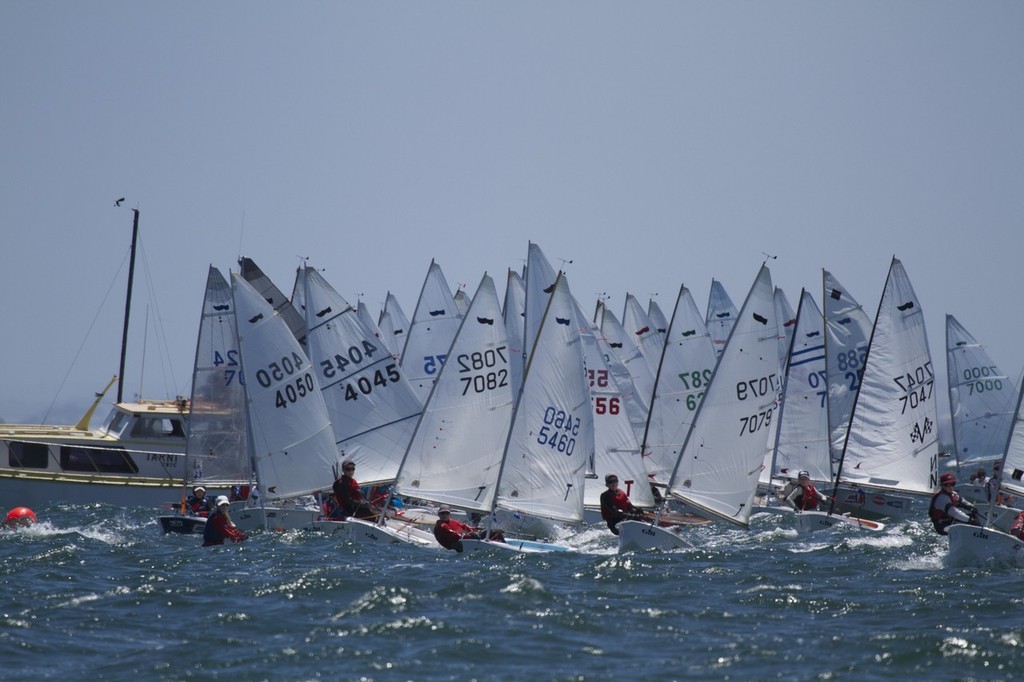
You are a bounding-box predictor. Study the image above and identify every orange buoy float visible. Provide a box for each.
[5,507,37,527]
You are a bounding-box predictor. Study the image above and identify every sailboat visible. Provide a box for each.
[298,266,425,533]
[502,268,527,397]
[347,273,514,548]
[947,372,1024,566]
[618,265,781,552]
[159,266,252,534]
[766,290,884,532]
[0,208,192,508]
[401,260,463,403]
[945,314,1016,503]
[638,284,718,489]
[622,293,664,375]
[830,258,938,519]
[228,272,340,532]
[460,271,592,553]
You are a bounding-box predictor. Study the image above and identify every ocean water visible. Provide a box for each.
[1,504,1021,681]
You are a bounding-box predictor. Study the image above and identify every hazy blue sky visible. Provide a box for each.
[2,3,1022,433]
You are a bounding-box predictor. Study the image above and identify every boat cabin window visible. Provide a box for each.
[130,416,186,438]
[60,446,139,474]
[8,442,49,469]
[101,410,131,437]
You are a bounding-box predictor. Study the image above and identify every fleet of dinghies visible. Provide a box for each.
[42,214,1018,565]
[141,247,1024,565]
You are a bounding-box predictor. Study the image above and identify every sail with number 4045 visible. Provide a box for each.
[301,267,422,486]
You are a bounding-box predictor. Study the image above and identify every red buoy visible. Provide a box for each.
[5,507,37,527]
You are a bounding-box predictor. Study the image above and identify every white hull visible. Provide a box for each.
[345,517,438,547]
[792,511,885,533]
[459,537,574,554]
[308,519,349,536]
[947,523,1024,566]
[616,520,693,554]
[231,504,320,532]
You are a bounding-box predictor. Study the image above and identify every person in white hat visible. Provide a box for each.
[202,495,247,547]
[185,485,213,517]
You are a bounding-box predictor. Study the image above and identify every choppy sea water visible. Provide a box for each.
[1,504,1021,681]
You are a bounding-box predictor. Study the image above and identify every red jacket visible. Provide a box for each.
[434,517,476,550]
[202,511,247,546]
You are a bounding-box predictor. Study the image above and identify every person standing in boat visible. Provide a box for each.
[332,460,378,520]
[929,472,977,535]
[202,496,247,546]
[600,474,647,535]
[784,471,830,512]
[433,505,504,552]
[185,486,214,517]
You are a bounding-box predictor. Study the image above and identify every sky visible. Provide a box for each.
[2,3,1022,444]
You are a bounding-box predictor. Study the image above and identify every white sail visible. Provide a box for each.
[401,260,463,403]
[837,258,938,495]
[946,314,1016,467]
[523,242,559,368]
[622,293,664,375]
[667,265,780,527]
[771,290,831,483]
[496,274,593,523]
[759,286,797,486]
[239,256,307,345]
[640,284,718,486]
[647,298,670,339]
[377,292,410,361]
[574,298,655,511]
[302,268,422,486]
[395,274,514,513]
[705,279,738,358]
[502,268,527,397]
[231,273,338,501]
[598,305,655,414]
[184,266,250,486]
[453,288,470,317]
[823,270,873,465]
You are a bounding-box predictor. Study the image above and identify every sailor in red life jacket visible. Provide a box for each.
[784,471,830,512]
[202,496,247,546]
[929,472,977,535]
[332,459,378,520]
[1010,511,1024,541]
[599,474,647,535]
[433,506,505,553]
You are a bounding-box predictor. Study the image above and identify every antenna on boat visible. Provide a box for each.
[761,251,778,266]
[557,257,573,272]
[116,206,140,405]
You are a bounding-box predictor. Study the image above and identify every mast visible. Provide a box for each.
[117,208,140,404]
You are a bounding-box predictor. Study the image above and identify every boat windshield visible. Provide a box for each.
[100,409,131,437]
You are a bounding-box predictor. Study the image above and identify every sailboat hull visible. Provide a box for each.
[158,514,207,534]
[616,520,693,553]
[792,511,885,533]
[947,523,1024,566]
[231,505,319,533]
[345,517,437,547]
[460,537,574,554]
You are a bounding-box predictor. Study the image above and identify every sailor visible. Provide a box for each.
[433,505,504,552]
[185,485,214,517]
[600,473,647,535]
[784,471,830,512]
[202,496,247,546]
[929,472,977,535]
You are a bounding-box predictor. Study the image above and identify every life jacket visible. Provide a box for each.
[600,489,633,521]
[929,490,964,534]
[1011,512,1024,541]
[795,484,820,511]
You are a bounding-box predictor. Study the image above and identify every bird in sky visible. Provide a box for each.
[115,197,125,207]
